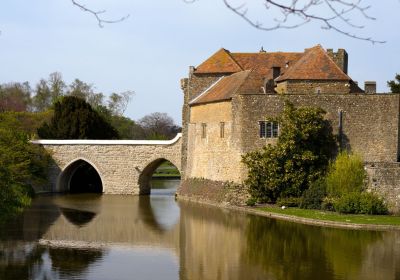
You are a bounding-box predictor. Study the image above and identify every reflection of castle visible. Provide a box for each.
[180,45,400,209]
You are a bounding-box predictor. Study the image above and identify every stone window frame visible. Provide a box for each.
[201,123,207,139]
[220,122,225,138]
[259,121,279,138]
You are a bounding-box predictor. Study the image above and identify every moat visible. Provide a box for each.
[1,179,400,280]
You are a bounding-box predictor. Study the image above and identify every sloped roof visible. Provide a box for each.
[194,49,303,76]
[276,45,351,81]
[190,71,250,105]
[231,52,303,76]
[195,48,243,74]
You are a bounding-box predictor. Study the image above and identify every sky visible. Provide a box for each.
[1,0,400,124]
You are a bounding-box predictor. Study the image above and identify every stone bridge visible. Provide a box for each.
[31,134,182,194]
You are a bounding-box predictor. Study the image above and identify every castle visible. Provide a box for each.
[179,45,400,210]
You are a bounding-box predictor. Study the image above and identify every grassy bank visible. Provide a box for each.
[152,161,180,179]
[258,205,400,226]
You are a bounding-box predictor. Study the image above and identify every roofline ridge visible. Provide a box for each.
[224,49,243,71]
[189,76,225,105]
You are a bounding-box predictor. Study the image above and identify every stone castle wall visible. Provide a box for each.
[187,101,243,182]
[366,162,400,213]
[276,80,351,95]
[181,73,224,179]
[237,93,400,161]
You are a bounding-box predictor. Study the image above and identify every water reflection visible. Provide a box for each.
[60,208,97,227]
[1,180,400,280]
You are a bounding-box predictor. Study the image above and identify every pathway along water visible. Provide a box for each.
[1,179,400,280]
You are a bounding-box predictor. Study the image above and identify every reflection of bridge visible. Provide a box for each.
[31,134,182,194]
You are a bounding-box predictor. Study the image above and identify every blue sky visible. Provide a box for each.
[1,1,399,124]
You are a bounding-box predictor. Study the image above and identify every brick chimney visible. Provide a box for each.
[364,81,376,94]
[327,48,348,74]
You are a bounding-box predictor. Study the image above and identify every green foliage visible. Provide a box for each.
[242,102,336,202]
[37,96,119,139]
[387,73,400,93]
[300,178,327,209]
[333,192,388,215]
[0,125,50,219]
[246,197,257,206]
[326,151,365,197]
[321,197,336,211]
[276,197,301,207]
[0,111,52,138]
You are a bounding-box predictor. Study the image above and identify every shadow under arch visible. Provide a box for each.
[58,159,103,193]
[138,158,181,195]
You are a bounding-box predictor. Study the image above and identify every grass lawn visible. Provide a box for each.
[152,161,180,178]
[258,205,400,226]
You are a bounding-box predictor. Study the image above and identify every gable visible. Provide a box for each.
[276,45,351,81]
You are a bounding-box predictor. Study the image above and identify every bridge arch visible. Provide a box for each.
[138,158,181,195]
[57,158,104,193]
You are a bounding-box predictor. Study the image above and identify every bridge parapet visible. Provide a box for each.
[32,134,182,194]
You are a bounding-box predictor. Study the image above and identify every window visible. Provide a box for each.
[259,121,279,138]
[201,123,207,138]
[220,122,225,138]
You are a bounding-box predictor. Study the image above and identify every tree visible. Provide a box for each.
[108,91,135,116]
[48,72,66,101]
[387,74,400,93]
[138,112,181,140]
[37,96,119,139]
[326,151,365,197]
[72,0,384,43]
[0,119,50,219]
[242,102,336,202]
[32,79,52,112]
[68,79,94,101]
[0,82,32,112]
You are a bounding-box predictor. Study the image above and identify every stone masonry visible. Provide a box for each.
[32,134,182,195]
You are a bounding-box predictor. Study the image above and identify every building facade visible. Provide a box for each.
[179,45,400,210]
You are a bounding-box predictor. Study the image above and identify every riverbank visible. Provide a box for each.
[176,195,400,231]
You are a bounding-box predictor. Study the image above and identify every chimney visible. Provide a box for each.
[364,81,376,94]
[272,67,281,79]
[327,48,348,74]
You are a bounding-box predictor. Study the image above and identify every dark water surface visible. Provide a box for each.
[1,179,400,280]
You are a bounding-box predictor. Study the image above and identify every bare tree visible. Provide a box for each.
[108,91,135,116]
[71,0,129,27]
[185,0,385,43]
[139,112,180,140]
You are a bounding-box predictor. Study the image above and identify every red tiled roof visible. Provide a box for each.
[195,48,243,74]
[194,49,303,76]
[231,52,303,76]
[190,71,250,105]
[276,45,351,81]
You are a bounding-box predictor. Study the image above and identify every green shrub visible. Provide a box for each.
[277,197,301,207]
[358,192,388,215]
[333,192,361,214]
[326,151,366,197]
[333,192,388,215]
[242,102,336,202]
[300,179,327,209]
[321,197,336,211]
[246,197,257,206]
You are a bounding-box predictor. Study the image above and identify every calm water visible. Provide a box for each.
[1,179,400,280]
